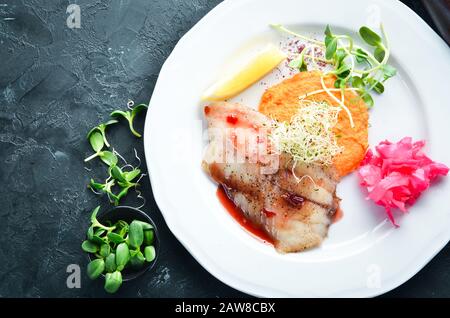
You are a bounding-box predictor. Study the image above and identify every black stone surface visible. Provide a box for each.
[0,0,448,298]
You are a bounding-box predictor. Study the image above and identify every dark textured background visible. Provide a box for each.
[0,0,448,298]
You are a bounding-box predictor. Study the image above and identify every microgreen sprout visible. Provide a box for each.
[84,132,119,165]
[87,119,118,148]
[272,23,397,127]
[100,151,118,166]
[111,103,148,138]
[269,101,342,165]
[81,206,157,294]
[85,101,149,207]
[84,132,104,162]
[82,101,154,294]
[89,206,116,231]
[289,47,308,72]
[89,163,142,206]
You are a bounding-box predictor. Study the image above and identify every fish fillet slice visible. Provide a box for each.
[203,102,339,253]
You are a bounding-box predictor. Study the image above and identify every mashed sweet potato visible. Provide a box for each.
[259,71,369,177]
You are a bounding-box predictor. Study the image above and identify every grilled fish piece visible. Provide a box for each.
[203,102,339,253]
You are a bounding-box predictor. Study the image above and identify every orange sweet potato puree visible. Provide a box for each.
[259,71,369,177]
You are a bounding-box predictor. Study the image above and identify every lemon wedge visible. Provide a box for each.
[201,44,286,101]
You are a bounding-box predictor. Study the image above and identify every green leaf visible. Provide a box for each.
[381,64,397,79]
[324,25,334,49]
[361,92,374,107]
[289,60,303,71]
[289,48,307,72]
[90,206,100,224]
[373,82,384,94]
[128,221,144,249]
[144,246,156,262]
[334,79,342,89]
[100,151,118,167]
[115,221,129,237]
[104,271,122,294]
[115,242,130,271]
[131,104,148,120]
[90,235,106,246]
[354,48,368,63]
[325,37,337,60]
[95,119,118,148]
[115,220,129,230]
[129,249,139,258]
[81,240,98,253]
[374,46,385,63]
[94,228,105,237]
[111,109,143,137]
[367,78,385,94]
[351,76,364,89]
[111,184,133,205]
[99,244,111,258]
[335,64,351,79]
[89,132,104,153]
[299,62,307,72]
[87,225,94,241]
[111,105,147,138]
[116,186,130,202]
[87,120,117,139]
[324,24,332,37]
[110,110,130,120]
[134,220,153,231]
[86,126,100,140]
[110,165,126,182]
[115,220,129,229]
[332,63,351,80]
[105,253,116,273]
[289,59,301,69]
[334,48,346,68]
[87,259,105,280]
[324,35,332,48]
[143,229,154,246]
[130,250,146,269]
[359,26,382,46]
[124,168,141,182]
[107,232,124,244]
[89,179,104,191]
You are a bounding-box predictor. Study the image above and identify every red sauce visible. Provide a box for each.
[204,106,210,115]
[226,114,238,125]
[262,209,276,218]
[332,207,343,223]
[216,186,274,245]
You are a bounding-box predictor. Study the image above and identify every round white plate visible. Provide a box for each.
[144,0,450,297]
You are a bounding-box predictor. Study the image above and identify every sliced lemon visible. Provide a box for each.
[201,44,286,101]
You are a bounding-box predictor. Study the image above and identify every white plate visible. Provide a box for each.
[144,0,450,297]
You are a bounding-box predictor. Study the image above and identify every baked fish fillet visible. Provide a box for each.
[202,102,339,253]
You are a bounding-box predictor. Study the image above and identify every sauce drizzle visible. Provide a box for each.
[226,114,238,125]
[216,185,273,245]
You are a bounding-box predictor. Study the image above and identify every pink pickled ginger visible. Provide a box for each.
[358,137,448,226]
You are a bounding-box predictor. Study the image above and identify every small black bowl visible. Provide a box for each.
[87,206,160,282]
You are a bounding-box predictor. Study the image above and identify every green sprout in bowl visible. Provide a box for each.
[81,206,157,294]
